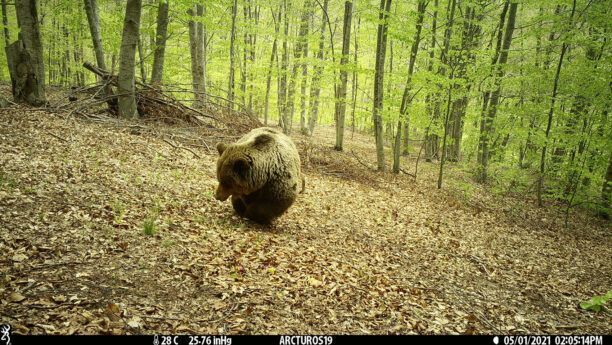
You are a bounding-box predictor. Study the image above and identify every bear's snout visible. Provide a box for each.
[215,186,231,201]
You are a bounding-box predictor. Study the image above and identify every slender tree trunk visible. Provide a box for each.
[299,6,312,135]
[448,4,481,162]
[285,0,312,135]
[188,7,200,106]
[137,37,146,83]
[10,0,46,105]
[334,1,353,151]
[385,39,394,146]
[372,0,392,172]
[423,0,438,162]
[117,0,142,119]
[228,0,238,107]
[2,0,10,84]
[350,14,360,138]
[477,0,509,164]
[438,68,455,188]
[477,1,518,183]
[537,0,576,206]
[1,0,9,48]
[278,0,290,132]
[248,5,258,111]
[307,0,328,136]
[150,0,168,85]
[83,0,106,70]
[196,4,206,103]
[600,153,612,219]
[392,0,426,173]
[240,1,249,107]
[264,7,280,125]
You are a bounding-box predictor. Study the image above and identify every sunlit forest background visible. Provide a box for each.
[3,0,609,216]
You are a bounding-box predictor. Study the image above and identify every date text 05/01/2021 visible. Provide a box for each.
[500,335,604,345]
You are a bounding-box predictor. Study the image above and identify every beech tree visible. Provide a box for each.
[334,1,352,151]
[9,0,46,105]
[117,0,142,119]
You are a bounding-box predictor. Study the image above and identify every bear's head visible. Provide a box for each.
[214,133,274,201]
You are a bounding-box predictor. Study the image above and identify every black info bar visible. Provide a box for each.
[4,335,609,345]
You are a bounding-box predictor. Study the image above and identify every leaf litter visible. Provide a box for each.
[0,107,610,335]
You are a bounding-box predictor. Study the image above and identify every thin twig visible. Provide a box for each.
[43,130,68,143]
[162,138,201,159]
[350,150,376,171]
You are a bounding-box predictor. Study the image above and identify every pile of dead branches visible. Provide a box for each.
[52,62,260,134]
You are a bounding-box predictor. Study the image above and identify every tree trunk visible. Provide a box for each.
[278,0,290,132]
[307,0,328,136]
[248,5,258,111]
[2,0,10,84]
[196,4,206,103]
[240,1,249,107]
[477,1,518,183]
[188,7,200,106]
[299,5,312,135]
[350,14,360,138]
[10,0,46,105]
[448,4,482,162]
[285,0,312,135]
[537,0,576,206]
[264,7,280,125]
[438,68,455,188]
[334,1,353,151]
[1,0,9,48]
[372,0,392,172]
[423,0,438,162]
[117,0,142,119]
[83,0,106,70]
[228,0,238,107]
[150,0,168,85]
[477,0,509,165]
[137,37,146,83]
[392,0,426,173]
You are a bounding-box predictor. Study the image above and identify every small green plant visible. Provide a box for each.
[142,204,161,236]
[579,291,612,312]
[111,200,127,224]
[142,217,157,236]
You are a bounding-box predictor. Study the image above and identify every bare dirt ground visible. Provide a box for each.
[0,107,610,335]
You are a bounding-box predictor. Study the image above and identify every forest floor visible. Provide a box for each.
[0,105,610,335]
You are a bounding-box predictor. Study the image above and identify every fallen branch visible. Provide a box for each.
[162,138,201,159]
[350,150,376,171]
[44,130,68,143]
[399,167,416,178]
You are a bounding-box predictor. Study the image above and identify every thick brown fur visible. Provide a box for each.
[215,127,304,224]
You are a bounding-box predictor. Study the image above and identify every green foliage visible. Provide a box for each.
[142,204,161,236]
[580,291,612,312]
[111,199,127,224]
[142,216,158,236]
[0,0,608,216]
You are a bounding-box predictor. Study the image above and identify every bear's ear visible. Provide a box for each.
[216,143,227,155]
[253,134,273,149]
[233,158,250,177]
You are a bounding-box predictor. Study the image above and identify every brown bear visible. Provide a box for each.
[215,127,304,224]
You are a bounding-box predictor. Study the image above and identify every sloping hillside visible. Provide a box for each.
[0,107,610,334]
